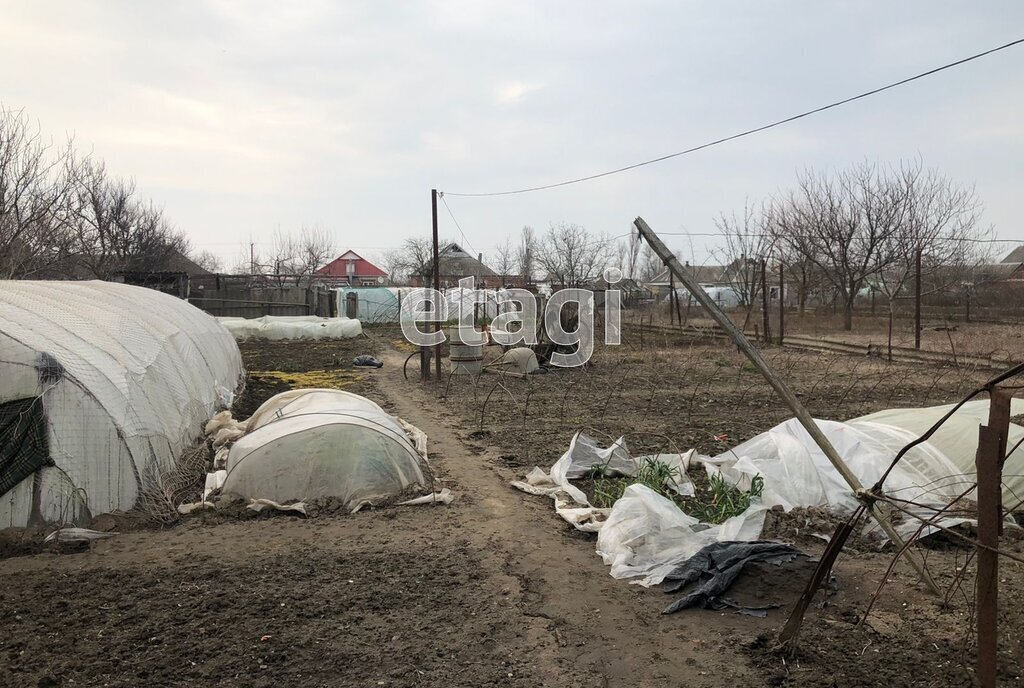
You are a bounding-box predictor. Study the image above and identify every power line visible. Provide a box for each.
[655,231,1024,245]
[438,192,480,257]
[441,37,1024,198]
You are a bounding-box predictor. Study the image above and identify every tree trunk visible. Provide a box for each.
[843,298,854,331]
[887,302,895,362]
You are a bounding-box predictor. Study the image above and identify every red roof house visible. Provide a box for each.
[314,250,389,286]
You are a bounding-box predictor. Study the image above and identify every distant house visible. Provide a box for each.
[998,246,1024,281]
[970,246,1024,286]
[645,263,728,298]
[314,250,389,286]
[409,243,500,288]
[590,276,648,307]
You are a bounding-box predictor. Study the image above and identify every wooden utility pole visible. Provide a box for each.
[976,387,1011,688]
[432,189,442,380]
[633,216,939,594]
[778,260,785,345]
[914,248,922,350]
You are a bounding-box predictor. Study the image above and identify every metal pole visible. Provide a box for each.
[669,272,676,326]
[778,260,785,345]
[760,257,770,344]
[915,248,922,350]
[976,387,1011,688]
[633,216,939,593]
[432,190,442,381]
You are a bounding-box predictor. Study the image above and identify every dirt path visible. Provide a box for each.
[371,346,765,687]
[0,342,773,688]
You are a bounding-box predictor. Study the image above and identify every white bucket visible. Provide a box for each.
[450,343,483,375]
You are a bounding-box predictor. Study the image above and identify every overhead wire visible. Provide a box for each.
[441,37,1024,198]
[438,192,480,258]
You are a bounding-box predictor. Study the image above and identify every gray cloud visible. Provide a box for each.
[3,1,1022,265]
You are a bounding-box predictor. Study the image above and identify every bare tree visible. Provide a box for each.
[259,226,334,285]
[491,237,516,277]
[0,107,76,278]
[395,236,436,285]
[635,241,663,283]
[388,237,463,285]
[536,222,614,288]
[191,249,223,273]
[67,152,190,279]
[777,243,822,316]
[381,248,408,284]
[516,226,537,282]
[713,202,774,306]
[769,162,904,330]
[294,226,334,282]
[616,228,644,280]
[873,161,991,351]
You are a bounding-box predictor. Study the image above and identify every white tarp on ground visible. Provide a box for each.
[515,400,1024,586]
[217,389,432,511]
[0,280,244,527]
[512,434,695,531]
[490,347,541,375]
[218,315,362,341]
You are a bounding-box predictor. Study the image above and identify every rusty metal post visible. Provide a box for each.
[914,248,922,350]
[778,260,785,345]
[669,271,675,326]
[760,257,770,344]
[977,387,1011,687]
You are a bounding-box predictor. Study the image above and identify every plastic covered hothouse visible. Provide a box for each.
[0,281,244,527]
[219,389,429,510]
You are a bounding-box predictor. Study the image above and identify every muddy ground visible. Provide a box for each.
[1,327,1022,687]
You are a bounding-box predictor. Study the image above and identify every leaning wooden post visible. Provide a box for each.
[633,216,940,594]
[976,386,1011,688]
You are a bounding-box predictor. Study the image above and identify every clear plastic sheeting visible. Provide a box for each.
[710,399,1024,511]
[516,400,1024,587]
[597,486,767,586]
[512,433,695,532]
[220,389,431,511]
[854,400,1024,504]
[0,280,243,527]
[335,287,401,323]
[218,315,362,341]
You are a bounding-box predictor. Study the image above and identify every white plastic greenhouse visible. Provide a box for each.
[0,281,244,527]
[219,389,429,510]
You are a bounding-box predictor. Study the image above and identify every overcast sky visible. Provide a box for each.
[3,1,1023,268]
